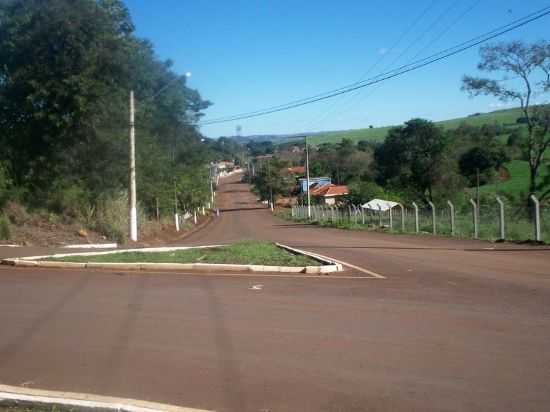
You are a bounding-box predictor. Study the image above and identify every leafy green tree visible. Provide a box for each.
[459,146,508,186]
[375,119,448,202]
[253,158,294,202]
[0,0,221,225]
[462,41,550,199]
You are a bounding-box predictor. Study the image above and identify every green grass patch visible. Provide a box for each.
[47,241,321,267]
[478,160,550,198]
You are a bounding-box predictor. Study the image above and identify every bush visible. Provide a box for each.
[0,214,10,240]
[92,192,145,244]
[47,184,90,221]
[3,200,29,224]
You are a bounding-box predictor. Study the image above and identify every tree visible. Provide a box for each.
[462,41,550,199]
[375,119,448,201]
[458,146,507,186]
[253,158,294,202]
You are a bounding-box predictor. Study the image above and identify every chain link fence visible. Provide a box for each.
[289,196,549,243]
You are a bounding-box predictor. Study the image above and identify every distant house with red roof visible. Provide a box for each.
[309,183,349,205]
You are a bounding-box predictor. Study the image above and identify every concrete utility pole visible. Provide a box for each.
[305,136,311,219]
[128,90,138,242]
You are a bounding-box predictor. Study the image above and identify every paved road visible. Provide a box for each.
[1,173,549,412]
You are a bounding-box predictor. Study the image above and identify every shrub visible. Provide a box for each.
[0,214,10,240]
[3,200,29,224]
[47,184,90,221]
[92,192,145,244]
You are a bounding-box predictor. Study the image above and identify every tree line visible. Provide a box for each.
[0,0,241,240]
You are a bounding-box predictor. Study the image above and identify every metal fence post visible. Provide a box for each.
[496,196,505,240]
[398,203,405,232]
[428,201,436,235]
[530,194,541,242]
[447,200,455,236]
[469,198,478,239]
[389,206,393,231]
[378,205,383,227]
[412,202,419,233]
[361,206,365,225]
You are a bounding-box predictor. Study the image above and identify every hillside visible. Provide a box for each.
[307,107,525,145]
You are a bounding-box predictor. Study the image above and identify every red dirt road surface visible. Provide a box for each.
[1,173,550,412]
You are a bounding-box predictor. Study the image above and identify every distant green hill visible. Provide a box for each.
[308,107,525,145]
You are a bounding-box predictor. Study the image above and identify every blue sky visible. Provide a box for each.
[124,0,550,138]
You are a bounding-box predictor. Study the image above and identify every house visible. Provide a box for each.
[298,177,331,193]
[310,183,349,205]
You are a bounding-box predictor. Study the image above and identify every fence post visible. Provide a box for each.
[469,198,478,239]
[398,203,405,232]
[447,200,455,236]
[194,210,198,225]
[389,206,393,231]
[495,196,505,240]
[175,212,180,232]
[361,206,365,225]
[530,194,541,242]
[427,201,436,235]
[291,205,295,218]
[270,201,274,212]
[378,205,383,227]
[216,208,220,217]
[412,202,419,233]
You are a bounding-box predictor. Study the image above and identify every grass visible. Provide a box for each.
[478,159,550,198]
[0,407,75,412]
[308,107,525,146]
[47,240,321,267]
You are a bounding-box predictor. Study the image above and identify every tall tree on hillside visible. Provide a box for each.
[462,41,550,199]
[375,119,448,202]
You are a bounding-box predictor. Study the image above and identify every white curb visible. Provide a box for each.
[63,243,118,249]
[0,384,212,412]
[1,244,342,274]
[0,244,20,248]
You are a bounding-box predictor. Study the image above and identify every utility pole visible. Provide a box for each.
[305,136,311,219]
[173,179,179,232]
[268,158,273,209]
[128,90,138,242]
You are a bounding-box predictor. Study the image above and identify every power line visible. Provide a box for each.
[323,0,482,127]
[304,0,464,131]
[296,0,439,132]
[199,6,550,126]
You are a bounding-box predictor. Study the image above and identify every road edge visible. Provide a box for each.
[0,383,212,412]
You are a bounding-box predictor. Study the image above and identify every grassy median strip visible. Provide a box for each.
[45,241,321,267]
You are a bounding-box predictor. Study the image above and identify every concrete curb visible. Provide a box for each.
[0,244,20,247]
[0,383,212,412]
[276,243,344,273]
[1,244,342,274]
[63,243,118,249]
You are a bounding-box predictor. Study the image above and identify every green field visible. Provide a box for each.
[308,107,524,145]
[479,160,549,198]
[47,241,320,267]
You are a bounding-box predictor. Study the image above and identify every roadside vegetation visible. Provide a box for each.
[0,407,76,412]
[0,0,244,244]
[47,241,321,266]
